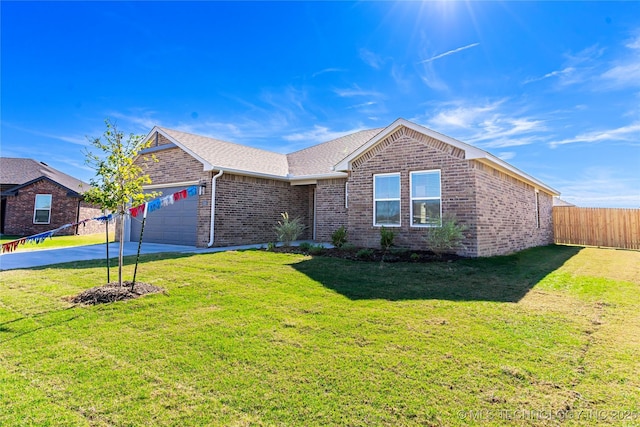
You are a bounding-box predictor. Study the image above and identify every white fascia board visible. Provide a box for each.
[143,180,200,190]
[289,171,348,186]
[475,157,560,196]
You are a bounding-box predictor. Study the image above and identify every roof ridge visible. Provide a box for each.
[285,128,384,156]
[158,127,287,157]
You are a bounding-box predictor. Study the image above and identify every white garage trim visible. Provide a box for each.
[143,180,199,190]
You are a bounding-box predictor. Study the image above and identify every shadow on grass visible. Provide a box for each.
[23,251,200,272]
[291,245,583,302]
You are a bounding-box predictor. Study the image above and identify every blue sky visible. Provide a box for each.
[2,1,639,207]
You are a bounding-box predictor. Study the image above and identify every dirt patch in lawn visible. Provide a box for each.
[71,282,164,305]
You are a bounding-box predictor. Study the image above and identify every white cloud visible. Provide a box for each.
[601,34,640,88]
[523,67,576,84]
[359,48,384,69]
[283,125,367,144]
[497,151,516,161]
[334,85,383,98]
[554,167,640,208]
[311,68,346,78]
[3,123,89,146]
[418,43,479,64]
[550,122,640,147]
[422,99,547,148]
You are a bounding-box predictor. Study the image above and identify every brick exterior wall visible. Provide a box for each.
[3,179,111,237]
[134,144,212,247]
[133,128,554,255]
[346,127,478,254]
[212,173,312,247]
[472,161,554,256]
[314,178,348,242]
[344,126,554,257]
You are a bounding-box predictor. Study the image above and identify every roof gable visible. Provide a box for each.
[0,157,89,194]
[334,118,559,195]
[144,127,290,178]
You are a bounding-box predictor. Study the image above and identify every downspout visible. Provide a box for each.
[75,198,82,235]
[207,169,224,247]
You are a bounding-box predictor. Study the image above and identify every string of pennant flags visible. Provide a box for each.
[1,185,199,254]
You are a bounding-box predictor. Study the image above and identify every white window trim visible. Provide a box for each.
[33,194,52,225]
[410,170,442,228]
[373,172,401,227]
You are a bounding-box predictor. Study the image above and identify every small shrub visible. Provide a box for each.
[298,242,312,251]
[390,247,409,255]
[410,253,421,261]
[341,242,357,252]
[266,242,277,251]
[274,212,305,246]
[309,244,326,255]
[356,248,374,259]
[331,226,347,248]
[423,214,467,257]
[379,226,395,250]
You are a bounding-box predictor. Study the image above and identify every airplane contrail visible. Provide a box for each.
[419,43,480,64]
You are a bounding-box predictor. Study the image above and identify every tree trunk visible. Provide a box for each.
[118,212,124,287]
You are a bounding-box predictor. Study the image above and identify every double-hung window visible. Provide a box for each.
[373,173,400,226]
[410,170,441,227]
[33,194,52,224]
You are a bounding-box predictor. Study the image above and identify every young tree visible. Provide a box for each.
[83,119,157,286]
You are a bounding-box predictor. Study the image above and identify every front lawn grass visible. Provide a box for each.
[0,232,113,251]
[0,245,638,426]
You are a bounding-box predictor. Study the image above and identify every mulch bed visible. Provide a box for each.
[266,246,462,263]
[71,282,164,305]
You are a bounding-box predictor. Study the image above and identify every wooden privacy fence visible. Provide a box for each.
[553,207,640,250]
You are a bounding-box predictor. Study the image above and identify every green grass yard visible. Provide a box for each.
[0,245,638,426]
[1,233,113,252]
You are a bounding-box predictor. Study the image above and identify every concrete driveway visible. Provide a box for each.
[0,242,265,271]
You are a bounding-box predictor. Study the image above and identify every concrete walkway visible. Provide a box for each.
[0,241,269,271]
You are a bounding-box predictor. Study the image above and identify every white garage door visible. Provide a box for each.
[130,186,198,246]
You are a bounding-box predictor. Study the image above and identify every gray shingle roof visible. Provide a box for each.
[157,127,384,178]
[286,129,384,176]
[0,157,89,194]
[159,128,290,177]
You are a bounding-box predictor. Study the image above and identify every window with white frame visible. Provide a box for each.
[373,173,400,226]
[410,170,442,227]
[33,194,52,224]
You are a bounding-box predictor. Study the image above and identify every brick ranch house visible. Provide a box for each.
[130,118,559,257]
[0,158,109,237]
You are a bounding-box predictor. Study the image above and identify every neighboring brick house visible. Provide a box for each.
[132,118,559,257]
[0,158,109,236]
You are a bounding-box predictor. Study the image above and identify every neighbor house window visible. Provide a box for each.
[33,194,52,224]
[410,170,441,227]
[373,173,400,226]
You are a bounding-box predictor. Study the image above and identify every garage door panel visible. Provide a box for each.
[130,186,197,246]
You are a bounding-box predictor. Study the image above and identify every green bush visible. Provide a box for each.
[274,212,305,246]
[380,226,395,250]
[308,244,326,255]
[356,248,374,259]
[341,242,357,252]
[423,214,467,257]
[298,242,312,251]
[266,242,277,251]
[331,226,347,248]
